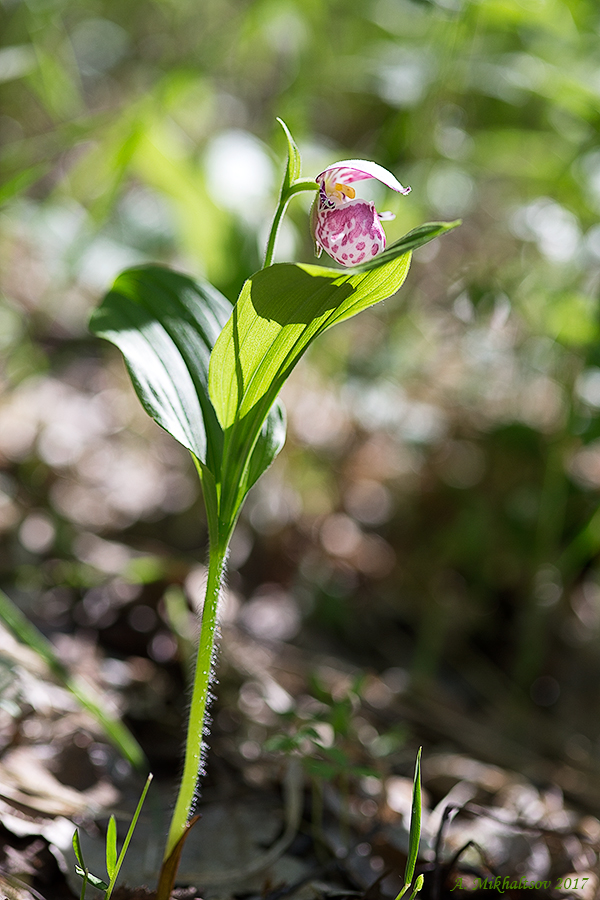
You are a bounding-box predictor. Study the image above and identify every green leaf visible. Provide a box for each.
[91,265,287,539]
[72,829,84,867]
[245,399,286,493]
[106,815,118,879]
[409,874,425,900]
[210,254,411,431]
[319,745,349,767]
[302,759,339,779]
[404,748,422,888]
[352,221,461,272]
[208,220,459,525]
[90,265,228,468]
[0,163,48,207]
[277,117,302,191]
[75,866,109,891]
[209,251,412,522]
[105,773,153,900]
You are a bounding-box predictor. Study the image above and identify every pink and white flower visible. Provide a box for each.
[311,159,411,267]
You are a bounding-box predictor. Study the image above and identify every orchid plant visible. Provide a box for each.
[91,119,458,898]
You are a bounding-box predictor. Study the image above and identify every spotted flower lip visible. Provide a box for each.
[312,159,411,267]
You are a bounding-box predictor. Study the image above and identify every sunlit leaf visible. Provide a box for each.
[210,220,457,452]
[210,255,410,430]
[209,249,416,521]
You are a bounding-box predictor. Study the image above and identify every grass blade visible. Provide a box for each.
[0,589,146,770]
[404,748,422,887]
[105,773,153,900]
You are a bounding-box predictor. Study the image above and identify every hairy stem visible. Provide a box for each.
[157,544,226,895]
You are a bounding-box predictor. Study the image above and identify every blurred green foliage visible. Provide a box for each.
[2,0,600,763]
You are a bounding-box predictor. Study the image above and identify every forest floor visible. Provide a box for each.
[1,606,599,900]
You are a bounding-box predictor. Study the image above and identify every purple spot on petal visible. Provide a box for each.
[318,201,388,266]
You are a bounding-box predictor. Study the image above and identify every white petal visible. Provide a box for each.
[317,159,411,195]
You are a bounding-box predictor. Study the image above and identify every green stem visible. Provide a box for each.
[263,179,317,268]
[163,544,227,861]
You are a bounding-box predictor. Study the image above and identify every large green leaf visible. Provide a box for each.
[90,265,227,470]
[210,255,408,432]
[208,253,410,522]
[210,221,459,434]
[209,220,459,524]
[90,265,286,540]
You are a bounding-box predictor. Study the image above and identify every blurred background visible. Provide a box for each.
[2,0,600,888]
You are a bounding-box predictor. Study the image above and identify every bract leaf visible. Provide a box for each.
[277,117,301,191]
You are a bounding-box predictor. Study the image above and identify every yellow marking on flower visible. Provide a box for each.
[335,183,355,199]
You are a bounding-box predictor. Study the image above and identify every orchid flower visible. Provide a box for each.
[311,159,411,267]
